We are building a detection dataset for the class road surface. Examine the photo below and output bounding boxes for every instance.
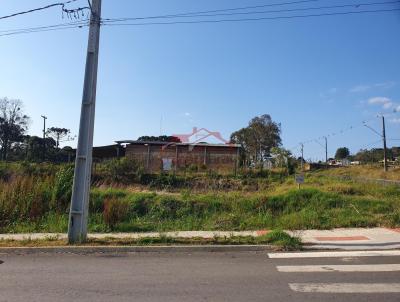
[1,249,400,301]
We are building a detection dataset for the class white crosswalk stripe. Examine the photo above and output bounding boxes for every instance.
[289,283,400,293]
[271,250,400,295]
[268,250,400,259]
[277,264,400,272]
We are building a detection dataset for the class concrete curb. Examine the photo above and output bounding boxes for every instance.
[0,244,274,254]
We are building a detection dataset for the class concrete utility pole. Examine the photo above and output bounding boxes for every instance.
[41,115,47,161]
[300,143,304,171]
[324,136,328,168]
[382,116,388,172]
[68,0,102,244]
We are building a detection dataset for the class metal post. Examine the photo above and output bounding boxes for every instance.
[68,0,102,244]
[300,143,304,171]
[41,115,47,161]
[324,136,328,168]
[382,116,388,172]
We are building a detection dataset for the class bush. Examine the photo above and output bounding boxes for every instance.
[100,158,143,184]
[103,198,130,229]
[259,230,302,250]
[150,196,183,219]
[51,165,74,211]
[147,174,186,190]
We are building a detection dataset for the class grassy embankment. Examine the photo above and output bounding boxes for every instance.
[0,161,399,235]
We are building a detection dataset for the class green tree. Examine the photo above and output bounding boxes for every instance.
[47,127,72,148]
[230,114,281,166]
[335,147,350,159]
[0,98,30,160]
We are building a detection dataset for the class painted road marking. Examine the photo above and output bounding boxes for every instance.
[277,264,400,272]
[268,250,400,259]
[289,283,400,293]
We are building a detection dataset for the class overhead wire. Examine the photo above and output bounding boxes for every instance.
[101,8,400,27]
[103,0,330,22]
[0,0,90,21]
[1,1,399,37]
[102,1,400,23]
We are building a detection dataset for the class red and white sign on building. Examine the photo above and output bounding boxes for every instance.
[173,127,229,145]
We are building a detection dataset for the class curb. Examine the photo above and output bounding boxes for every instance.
[0,244,273,254]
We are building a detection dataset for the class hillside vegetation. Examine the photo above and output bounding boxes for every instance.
[0,161,399,233]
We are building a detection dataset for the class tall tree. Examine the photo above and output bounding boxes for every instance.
[0,98,30,160]
[47,127,71,148]
[231,114,281,166]
[335,147,350,159]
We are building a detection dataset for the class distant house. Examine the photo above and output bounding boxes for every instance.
[172,127,229,145]
[116,140,240,174]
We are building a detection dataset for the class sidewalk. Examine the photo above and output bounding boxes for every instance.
[1,228,400,250]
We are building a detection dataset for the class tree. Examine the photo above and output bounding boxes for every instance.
[24,135,56,162]
[137,135,181,143]
[335,147,350,160]
[0,98,30,160]
[47,127,72,148]
[230,114,281,166]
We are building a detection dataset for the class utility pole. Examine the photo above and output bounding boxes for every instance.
[300,143,304,171]
[41,115,47,161]
[382,115,388,172]
[324,136,328,168]
[68,0,102,244]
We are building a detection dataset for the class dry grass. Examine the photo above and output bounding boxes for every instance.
[320,165,400,181]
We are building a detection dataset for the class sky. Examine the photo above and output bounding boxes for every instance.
[1,0,400,161]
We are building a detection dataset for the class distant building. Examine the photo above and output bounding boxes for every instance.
[70,144,125,162]
[117,140,240,174]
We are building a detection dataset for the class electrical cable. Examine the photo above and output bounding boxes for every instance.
[102,1,400,23]
[102,8,400,27]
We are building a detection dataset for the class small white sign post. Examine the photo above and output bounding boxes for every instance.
[295,173,305,189]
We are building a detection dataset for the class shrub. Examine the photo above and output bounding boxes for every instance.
[51,165,74,211]
[147,173,186,190]
[150,196,183,219]
[259,230,302,250]
[103,198,130,230]
[100,158,143,184]
[126,193,156,216]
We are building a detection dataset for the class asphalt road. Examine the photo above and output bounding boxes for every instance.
[1,250,400,302]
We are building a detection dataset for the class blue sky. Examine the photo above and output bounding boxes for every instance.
[1,0,399,161]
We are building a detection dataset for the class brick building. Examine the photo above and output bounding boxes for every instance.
[117,140,240,174]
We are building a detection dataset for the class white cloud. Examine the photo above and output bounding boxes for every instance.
[350,81,396,93]
[350,85,370,93]
[390,118,400,124]
[184,112,191,117]
[368,96,392,107]
[383,102,394,109]
[375,81,396,89]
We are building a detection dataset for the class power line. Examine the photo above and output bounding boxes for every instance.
[0,23,88,37]
[103,0,329,22]
[103,1,400,23]
[102,8,400,27]
[0,0,89,21]
[0,20,88,34]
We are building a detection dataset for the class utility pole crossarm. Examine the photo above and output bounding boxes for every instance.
[68,0,102,244]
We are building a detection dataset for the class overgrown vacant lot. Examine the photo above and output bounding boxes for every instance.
[0,162,399,233]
